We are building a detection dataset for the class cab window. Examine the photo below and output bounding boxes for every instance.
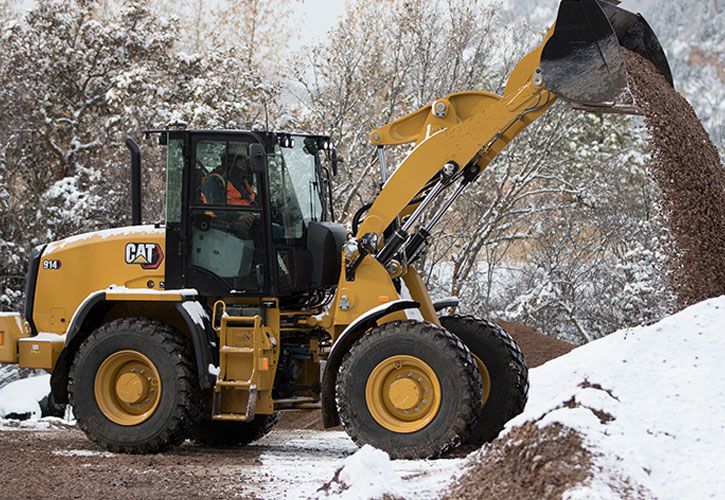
[188,139,265,291]
[193,141,259,207]
[268,136,325,241]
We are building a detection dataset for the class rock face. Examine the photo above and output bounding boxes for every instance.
[624,49,725,308]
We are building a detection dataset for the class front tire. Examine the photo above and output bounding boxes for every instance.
[69,318,202,453]
[336,320,482,459]
[440,315,528,444]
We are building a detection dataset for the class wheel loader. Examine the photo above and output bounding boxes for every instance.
[0,0,671,458]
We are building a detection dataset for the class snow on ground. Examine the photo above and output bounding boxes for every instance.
[250,430,463,500]
[0,374,50,418]
[501,296,725,499]
[52,449,116,458]
[315,445,405,499]
[0,416,71,431]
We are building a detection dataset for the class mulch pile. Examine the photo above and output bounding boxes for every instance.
[278,321,573,431]
[496,320,574,368]
[624,50,725,308]
[445,422,592,500]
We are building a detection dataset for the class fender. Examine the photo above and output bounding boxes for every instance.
[320,299,420,428]
[432,296,459,312]
[51,291,110,403]
[175,300,217,388]
[50,293,215,404]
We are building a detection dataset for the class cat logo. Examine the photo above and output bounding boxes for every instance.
[124,243,164,270]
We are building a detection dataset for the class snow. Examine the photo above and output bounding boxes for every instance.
[398,280,424,322]
[315,445,405,499]
[44,225,163,254]
[18,332,65,344]
[0,374,50,419]
[503,296,725,499]
[208,363,220,377]
[0,416,68,431]
[52,449,115,458]
[105,285,198,297]
[181,301,209,329]
[1,296,722,499]
[254,431,463,500]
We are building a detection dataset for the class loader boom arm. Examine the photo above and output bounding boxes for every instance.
[357,26,557,239]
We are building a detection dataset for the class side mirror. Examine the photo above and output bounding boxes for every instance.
[249,143,267,174]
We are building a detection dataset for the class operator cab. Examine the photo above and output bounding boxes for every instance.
[157,129,346,300]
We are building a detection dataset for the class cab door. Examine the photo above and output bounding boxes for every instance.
[178,133,272,296]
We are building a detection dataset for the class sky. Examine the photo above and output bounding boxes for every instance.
[294,0,659,45]
[294,0,347,46]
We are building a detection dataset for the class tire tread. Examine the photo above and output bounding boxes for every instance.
[441,314,529,444]
[69,318,202,454]
[336,320,482,459]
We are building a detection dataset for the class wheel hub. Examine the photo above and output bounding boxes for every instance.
[388,378,420,410]
[365,355,441,433]
[94,350,162,426]
[115,372,148,404]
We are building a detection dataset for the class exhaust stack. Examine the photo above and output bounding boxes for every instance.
[126,137,142,226]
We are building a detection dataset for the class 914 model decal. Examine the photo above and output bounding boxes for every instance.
[125,243,164,270]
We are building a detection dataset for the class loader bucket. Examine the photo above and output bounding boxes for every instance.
[540,0,673,114]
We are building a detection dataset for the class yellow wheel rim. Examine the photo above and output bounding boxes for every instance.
[365,355,441,433]
[94,350,162,426]
[472,354,492,404]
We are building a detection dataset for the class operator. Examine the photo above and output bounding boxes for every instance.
[201,153,256,207]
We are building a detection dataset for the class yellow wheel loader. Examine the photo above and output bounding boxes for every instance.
[0,0,672,458]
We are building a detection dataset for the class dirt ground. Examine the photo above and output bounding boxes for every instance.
[0,421,361,500]
[0,423,267,499]
[0,420,463,500]
[624,49,725,307]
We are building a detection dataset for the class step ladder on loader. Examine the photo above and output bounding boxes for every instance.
[211,301,278,421]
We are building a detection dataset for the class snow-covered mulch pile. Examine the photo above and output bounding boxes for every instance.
[447,296,725,499]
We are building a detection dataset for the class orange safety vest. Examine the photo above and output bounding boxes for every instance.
[225,179,255,206]
[201,173,255,206]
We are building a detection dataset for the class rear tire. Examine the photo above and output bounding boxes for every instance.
[336,320,482,459]
[69,318,202,453]
[192,413,280,446]
[440,315,528,444]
